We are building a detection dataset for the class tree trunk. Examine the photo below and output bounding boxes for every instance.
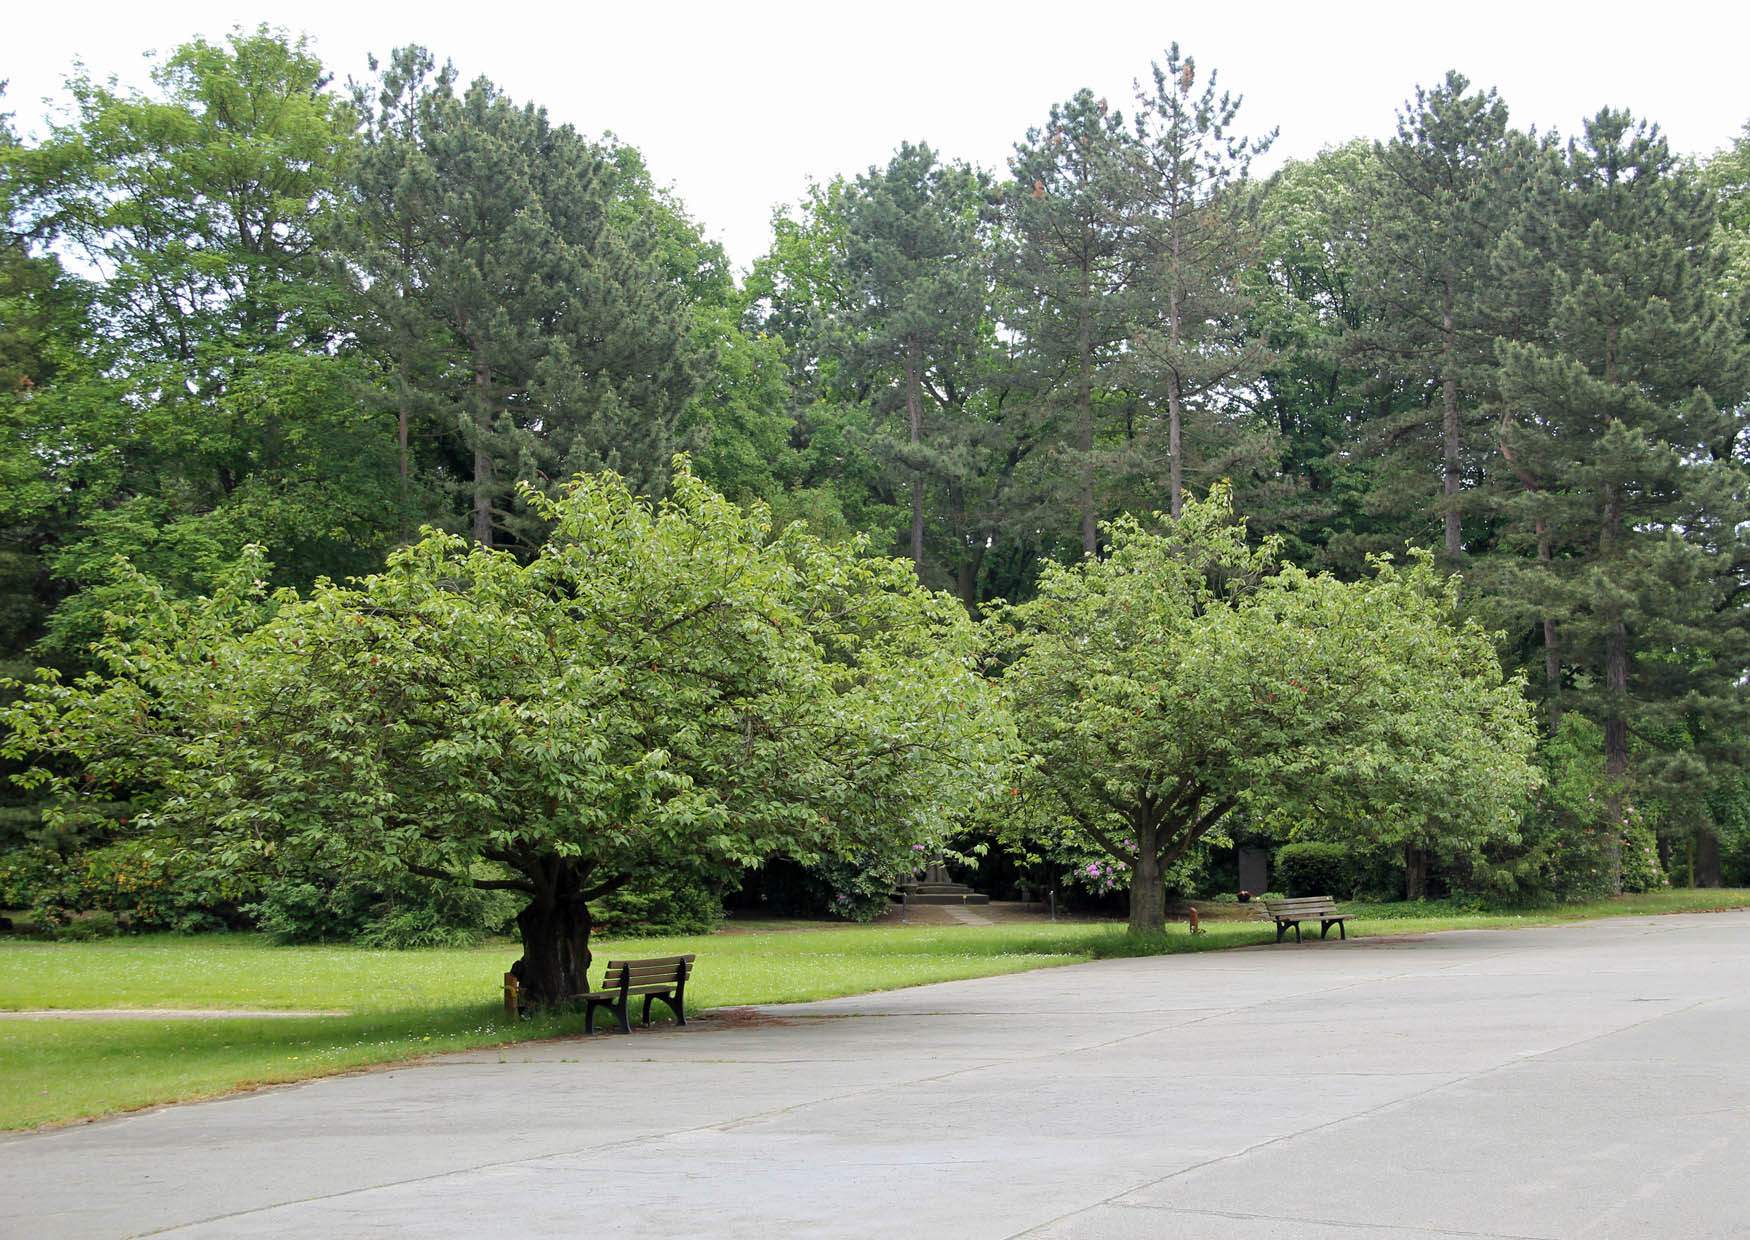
[514,868,593,1008]
[1404,843,1429,901]
[1166,372,1184,520]
[472,358,495,548]
[955,546,984,617]
[1127,850,1165,934]
[1600,478,1627,895]
[1694,829,1722,889]
[1440,289,1461,558]
[1499,414,1559,733]
[905,341,925,574]
[397,360,412,543]
[1078,281,1097,557]
[1602,617,1629,895]
[1166,212,1185,519]
[1537,520,1561,733]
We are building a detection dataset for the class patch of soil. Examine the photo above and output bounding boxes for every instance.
[694,1006,794,1030]
[1347,935,1433,945]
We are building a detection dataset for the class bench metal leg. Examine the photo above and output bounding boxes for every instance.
[640,991,686,1027]
[584,999,632,1034]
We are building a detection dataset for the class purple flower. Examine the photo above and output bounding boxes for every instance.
[1086,863,1101,876]
[911,844,926,852]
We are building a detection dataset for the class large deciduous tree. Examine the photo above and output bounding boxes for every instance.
[743,178,909,546]
[991,488,1539,931]
[1704,122,1750,295]
[11,28,399,652]
[1239,142,1395,571]
[2,464,1002,1004]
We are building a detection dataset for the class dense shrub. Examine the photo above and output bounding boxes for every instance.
[1463,717,1670,900]
[0,846,58,913]
[592,870,724,937]
[354,902,507,950]
[1619,813,1668,894]
[246,871,519,947]
[728,854,909,922]
[246,878,376,943]
[1275,842,1361,898]
[3,838,248,933]
[821,856,912,921]
[51,910,122,940]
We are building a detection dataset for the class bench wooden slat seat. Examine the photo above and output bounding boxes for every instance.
[579,954,696,1035]
[1260,896,1349,943]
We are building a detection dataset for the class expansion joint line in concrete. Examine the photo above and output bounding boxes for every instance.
[134,972,1391,1235]
[134,1042,1043,1236]
[1004,995,1712,1240]
[1097,1202,1556,1240]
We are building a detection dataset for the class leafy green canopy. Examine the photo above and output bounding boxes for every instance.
[8,29,399,658]
[3,464,1003,995]
[990,488,1540,931]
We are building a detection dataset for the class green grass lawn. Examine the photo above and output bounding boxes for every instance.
[2,888,1746,1131]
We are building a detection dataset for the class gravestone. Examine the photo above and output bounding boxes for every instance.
[1237,846,1270,896]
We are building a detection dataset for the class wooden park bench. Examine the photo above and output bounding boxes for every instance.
[1261,896,1350,943]
[581,954,696,1035]
[500,954,698,1032]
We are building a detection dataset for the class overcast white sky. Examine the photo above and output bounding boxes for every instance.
[9,1,1748,270]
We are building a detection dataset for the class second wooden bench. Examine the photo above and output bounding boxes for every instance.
[1261,896,1350,943]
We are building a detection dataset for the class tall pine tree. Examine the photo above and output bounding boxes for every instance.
[1125,43,1275,517]
[1351,72,1521,560]
[1004,91,1142,557]
[1495,111,1750,890]
[837,143,991,578]
[348,52,699,549]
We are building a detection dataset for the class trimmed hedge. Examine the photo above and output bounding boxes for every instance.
[1274,842,1359,898]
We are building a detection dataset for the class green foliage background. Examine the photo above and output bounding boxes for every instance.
[2,28,1748,940]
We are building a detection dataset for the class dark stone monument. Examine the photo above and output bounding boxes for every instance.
[1237,846,1270,896]
[896,856,990,905]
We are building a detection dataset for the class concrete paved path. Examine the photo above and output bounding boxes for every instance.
[5,913,1748,1239]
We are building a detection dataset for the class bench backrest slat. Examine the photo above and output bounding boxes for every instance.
[1263,896,1342,916]
[597,954,695,991]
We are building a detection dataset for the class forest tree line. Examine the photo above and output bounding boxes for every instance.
[4,28,1750,929]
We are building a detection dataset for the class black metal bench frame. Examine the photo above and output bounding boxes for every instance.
[581,954,696,1035]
